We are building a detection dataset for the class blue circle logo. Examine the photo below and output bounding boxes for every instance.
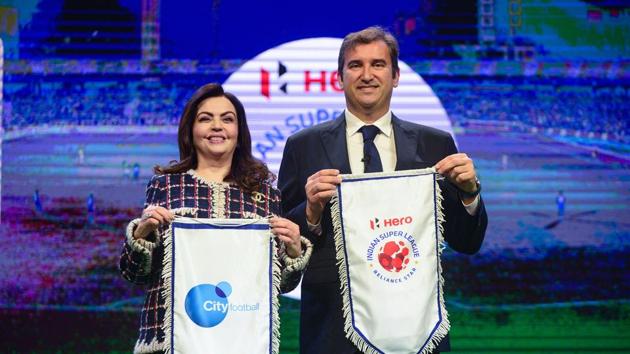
[184,281,232,328]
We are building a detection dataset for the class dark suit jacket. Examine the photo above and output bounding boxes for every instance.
[278,113,488,354]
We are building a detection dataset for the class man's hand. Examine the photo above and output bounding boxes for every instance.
[305,169,342,225]
[435,153,479,204]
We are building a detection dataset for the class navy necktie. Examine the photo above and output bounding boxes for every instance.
[360,125,383,173]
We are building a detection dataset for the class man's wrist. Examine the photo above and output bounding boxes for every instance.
[457,177,481,200]
[305,204,322,225]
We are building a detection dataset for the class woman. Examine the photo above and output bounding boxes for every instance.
[119,83,311,353]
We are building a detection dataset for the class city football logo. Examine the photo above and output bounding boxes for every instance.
[185,281,232,328]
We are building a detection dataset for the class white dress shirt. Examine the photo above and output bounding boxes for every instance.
[345,110,397,173]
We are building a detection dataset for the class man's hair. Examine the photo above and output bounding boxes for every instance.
[337,26,399,78]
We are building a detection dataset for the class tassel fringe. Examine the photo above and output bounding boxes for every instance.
[330,168,450,354]
[270,229,281,354]
[418,173,451,354]
[161,208,197,354]
[160,214,280,354]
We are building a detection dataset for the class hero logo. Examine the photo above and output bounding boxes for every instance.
[369,216,413,230]
[369,218,380,230]
[185,281,232,328]
[260,62,288,99]
[260,61,342,99]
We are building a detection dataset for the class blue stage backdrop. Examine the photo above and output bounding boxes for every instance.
[0,0,628,352]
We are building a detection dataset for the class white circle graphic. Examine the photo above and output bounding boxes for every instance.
[223,37,453,175]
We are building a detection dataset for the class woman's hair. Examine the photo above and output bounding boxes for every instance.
[154,83,275,192]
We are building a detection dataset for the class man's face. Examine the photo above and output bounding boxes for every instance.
[339,40,399,121]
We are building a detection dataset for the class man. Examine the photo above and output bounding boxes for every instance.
[278,26,487,354]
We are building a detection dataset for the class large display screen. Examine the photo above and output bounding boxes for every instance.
[1,0,628,352]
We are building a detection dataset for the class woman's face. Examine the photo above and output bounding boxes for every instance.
[192,96,239,165]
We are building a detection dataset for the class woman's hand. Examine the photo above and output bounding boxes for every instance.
[133,206,174,240]
[270,216,302,258]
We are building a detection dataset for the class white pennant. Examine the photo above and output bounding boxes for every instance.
[161,217,280,354]
[331,168,449,354]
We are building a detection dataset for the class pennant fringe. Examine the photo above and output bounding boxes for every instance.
[330,168,450,354]
[160,210,281,354]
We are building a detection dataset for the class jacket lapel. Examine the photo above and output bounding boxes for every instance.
[393,115,431,170]
[321,114,352,174]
